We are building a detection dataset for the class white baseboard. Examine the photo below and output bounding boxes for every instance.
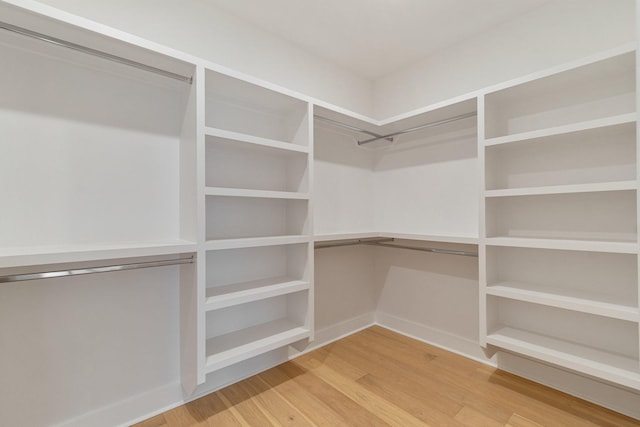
[497,351,640,420]
[374,311,493,365]
[55,382,185,427]
[304,312,376,353]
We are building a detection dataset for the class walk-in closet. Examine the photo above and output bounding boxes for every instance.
[0,0,638,425]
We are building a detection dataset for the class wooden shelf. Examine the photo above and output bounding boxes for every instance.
[205,235,310,250]
[486,282,638,322]
[205,319,310,373]
[205,187,309,200]
[0,240,197,269]
[486,327,640,390]
[205,127,309,154]
[205,277,309,311]
[484,113,637,147]
[485,181,636,198]
[485,236,637,254]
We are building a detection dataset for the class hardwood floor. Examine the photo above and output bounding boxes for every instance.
[134,326,640,426]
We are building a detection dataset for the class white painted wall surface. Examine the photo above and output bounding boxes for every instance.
[33,0,373,116]
[0,266,180,427]
[372,129,479,237]
[313,127,376,235]
[373,0,637,119]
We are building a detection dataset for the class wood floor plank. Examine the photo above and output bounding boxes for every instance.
[134,414,167,427]
[307,336,464,416]
[506,413,545,427]
[257,365,354,426]
[174,391,245,426]
[355,373,468,427]
[454,406,504,427]
[238,375,315,426]
[218,380,275,426]
[277,360,392,426]
[294,358,430,426]
[133,327,640,427]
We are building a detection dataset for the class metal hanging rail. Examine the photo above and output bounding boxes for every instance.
[0,21,193,84]
[365,241,477,257]
[314,115,393,142]
[357,111,478,145]
[0,256,195,283]
[314,237,393,249]
[314,238,477,257]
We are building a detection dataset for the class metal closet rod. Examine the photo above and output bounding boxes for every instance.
[0,21,193,84]
[314,115,393,142]
[314,238,478,257]
[357,111,478,145]
[0,256,194,283]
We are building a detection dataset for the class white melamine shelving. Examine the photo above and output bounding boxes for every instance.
[205,133,309,194]
[0,1,201,398]
[0,17,197,260]
[205,127,309,154]
[485,118,636,191]
[205,196,309,240]
[486,327,640,390]
[485,190,637,242]
[484,112,636,147]
[480,47,639,391]
[204,291,311,373]
[484,51,635,139]
[199,68,313,382]
[204,69,309,146]
[485,237,637,254]
[205,243,309,310]
[0,241,198,269]
[484,181,637,198]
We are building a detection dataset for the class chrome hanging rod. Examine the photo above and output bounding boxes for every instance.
[365,241,477,257]
[314,237,393,249]
[314,115,394,142]
[358,111,478,145]
[0,21,193,84]
[314,238,477,257]
[0,256,194,283]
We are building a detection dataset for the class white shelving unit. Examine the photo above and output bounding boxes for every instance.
[0,0,203,403]
[194,68,314,387]
[480,46,640,390]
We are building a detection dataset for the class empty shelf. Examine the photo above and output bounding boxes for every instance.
[205,319,310,373]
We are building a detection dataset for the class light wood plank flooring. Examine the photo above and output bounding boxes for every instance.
[134,326,640,426]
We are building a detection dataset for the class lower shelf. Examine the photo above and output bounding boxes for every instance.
[487,327,640,390]
[205,319,310,373]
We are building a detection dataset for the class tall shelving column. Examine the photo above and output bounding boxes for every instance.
[193,68,314,386]
[479,45,640,390]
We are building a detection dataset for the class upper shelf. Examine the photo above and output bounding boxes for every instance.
[0,240,197,269]
[205,69,309,146]
[0,1,195,86]
[484,113,636,147]
[484,50,635,139]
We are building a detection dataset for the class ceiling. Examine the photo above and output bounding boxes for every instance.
[207,0,551,80]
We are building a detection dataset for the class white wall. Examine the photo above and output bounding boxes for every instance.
[33,0,373,116]
[372,126,478,237]
[0,266,180,427]
[313,126,376,235]
[373,0,637,118]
